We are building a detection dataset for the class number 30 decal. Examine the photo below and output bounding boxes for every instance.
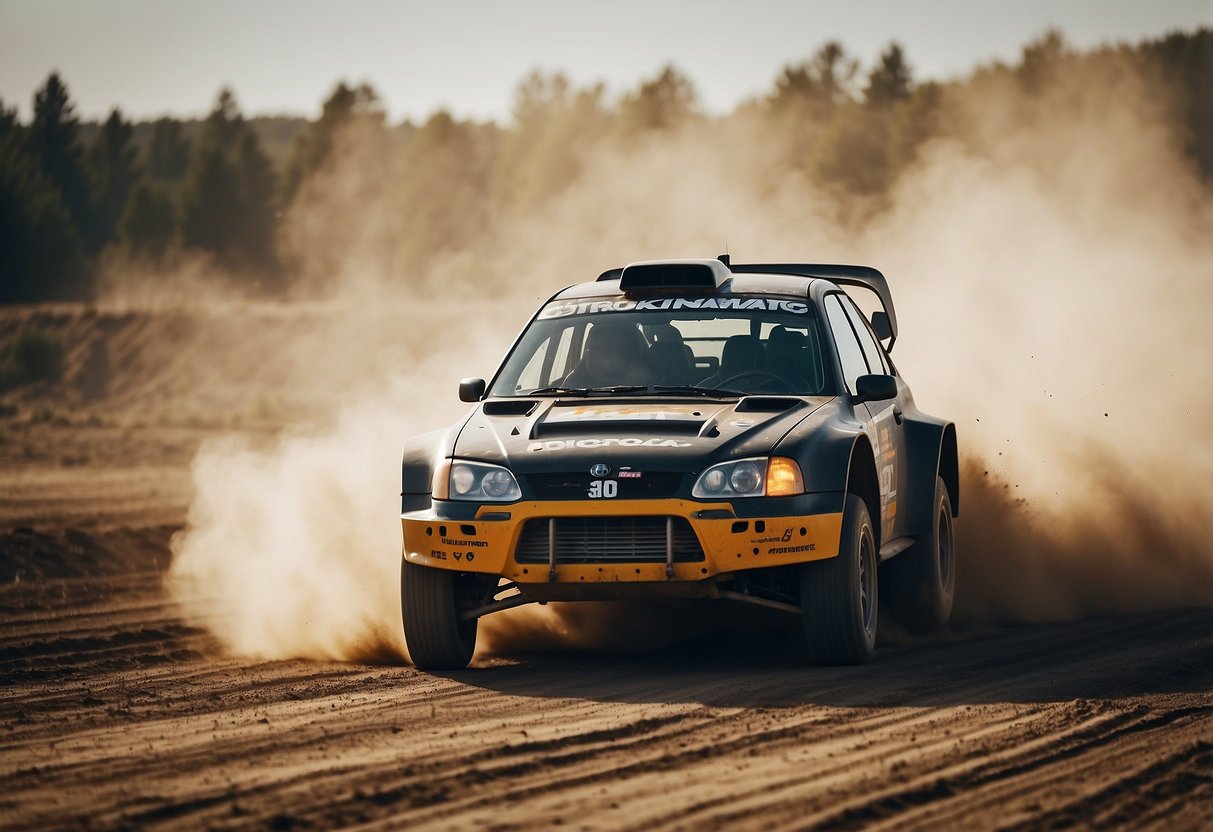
[588,479,618,498]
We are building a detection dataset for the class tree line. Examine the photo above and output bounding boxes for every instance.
[1,27,1208,304]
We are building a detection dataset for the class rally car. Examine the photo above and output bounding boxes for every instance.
[400,258,957,669]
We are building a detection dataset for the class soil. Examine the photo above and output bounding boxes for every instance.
[1,307,1210,830]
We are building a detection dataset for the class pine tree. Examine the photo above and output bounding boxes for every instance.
[233,129,277,269]
[0,125,88,303]
[203,88,245,151]
[179,146,243,262]
[618,66,698,134]
[866,43,913,108]
[29,72,92,244]
[283,82,381,201]
[88,109,140,249]
[145,117,191,181]
[118,181,175,262]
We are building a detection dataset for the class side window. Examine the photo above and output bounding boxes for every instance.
[824,295,870,394]
[514,337,551,392]
[550,326,574,381]
[842,297,890,375]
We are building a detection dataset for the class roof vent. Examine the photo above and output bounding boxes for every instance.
[618,259,731,293]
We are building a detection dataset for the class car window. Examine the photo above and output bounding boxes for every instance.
[489,296,830,396]
[513,336,552,392]
[824,294,870,395]
[842,296,890,375]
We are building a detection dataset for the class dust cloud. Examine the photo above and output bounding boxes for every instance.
[168,47,1212,663]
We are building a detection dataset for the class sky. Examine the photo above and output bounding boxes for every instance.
[1,0,1209,124]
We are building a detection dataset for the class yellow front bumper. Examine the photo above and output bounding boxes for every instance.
[401,498,842,584]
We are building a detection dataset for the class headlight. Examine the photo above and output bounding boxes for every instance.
[439,460,521,502]
[692,457,804,498]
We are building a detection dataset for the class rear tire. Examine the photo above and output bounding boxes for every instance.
[888,476,955,632]
[400,559,478,670]
[800,494,878,665]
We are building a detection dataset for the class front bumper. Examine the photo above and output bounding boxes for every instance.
[401,494,845,584]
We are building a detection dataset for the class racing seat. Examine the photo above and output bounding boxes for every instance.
[699,334,764,386]
[767,326,818,392]
[649,340,693,385]
[648,324,695,385]
[563,321,649,388]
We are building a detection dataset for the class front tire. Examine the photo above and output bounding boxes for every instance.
[800,494,878,665]
[400,559,478,670]
[888,476,955,632]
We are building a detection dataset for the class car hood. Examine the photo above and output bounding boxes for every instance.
[451,396,833,475]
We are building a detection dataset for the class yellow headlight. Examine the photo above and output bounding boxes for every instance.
[766,457,804,497]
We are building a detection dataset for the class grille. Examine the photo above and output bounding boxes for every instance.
[526,472,685,500]
[515,516,705,564]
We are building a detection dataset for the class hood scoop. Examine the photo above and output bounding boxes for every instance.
[736,396,806,413]
[482,399,538,416]
[530,403,708,440]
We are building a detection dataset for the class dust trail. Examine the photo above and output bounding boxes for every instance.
[167,44,1212,662]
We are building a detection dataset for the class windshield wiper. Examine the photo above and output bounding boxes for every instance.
[529,385,591,396]
[528,385,650,396]
[649,385,746,397]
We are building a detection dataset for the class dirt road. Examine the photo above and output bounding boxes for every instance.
[2,521,1210,831]
[0,308,1210,829]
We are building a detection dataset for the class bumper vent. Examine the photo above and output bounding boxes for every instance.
[515,516,705,564]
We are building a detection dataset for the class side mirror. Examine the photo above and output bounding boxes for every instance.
[853,374,898,404]
[870,311,893,341]
[458,377,486,402]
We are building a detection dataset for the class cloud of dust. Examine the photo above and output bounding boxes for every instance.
[169,46,1213,663]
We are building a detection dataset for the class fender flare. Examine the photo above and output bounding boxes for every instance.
[843,434,882,550]
[903,416,958,537]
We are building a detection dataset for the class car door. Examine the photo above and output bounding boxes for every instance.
[824,293,905,544]
[840,295,908,543]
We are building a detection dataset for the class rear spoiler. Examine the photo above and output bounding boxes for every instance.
[729,263,898,351]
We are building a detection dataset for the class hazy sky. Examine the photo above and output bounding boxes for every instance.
[2,0,1209,123]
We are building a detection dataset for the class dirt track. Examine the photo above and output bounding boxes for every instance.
[0,308,1210,829]
[2,519,1210,831]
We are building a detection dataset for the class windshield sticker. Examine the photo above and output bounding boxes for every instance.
[527,438,693,452]
[539,297,808,319]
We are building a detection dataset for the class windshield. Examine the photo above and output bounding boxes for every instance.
[489,295,830,397]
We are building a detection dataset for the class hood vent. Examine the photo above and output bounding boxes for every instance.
[531,418,703,439]
[482,399,538,416]
[736,396,805,413]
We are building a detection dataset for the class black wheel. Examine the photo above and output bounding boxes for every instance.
[800,494,878,664]
[400,559,478,670]
[887,476,955,632]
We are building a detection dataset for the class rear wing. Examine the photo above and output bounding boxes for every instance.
[729,263,898,351]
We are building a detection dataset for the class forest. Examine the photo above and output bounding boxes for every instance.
[1,27,1209,304]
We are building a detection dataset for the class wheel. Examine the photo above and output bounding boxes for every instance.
[800,494,878,664]
[400,559,478,670]
[887,476,955,632]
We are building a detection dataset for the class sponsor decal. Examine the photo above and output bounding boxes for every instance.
[752,529,795,544]
[527,438,693,451]
[429,550,448,560]
[767,543,817,555]
[466,552,475,562]
[538,297,810,319]
[617,471,643,479]
[590,463,611,477]
[441,537,489,548]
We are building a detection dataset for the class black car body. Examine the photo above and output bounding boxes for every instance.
[400,258,958,669]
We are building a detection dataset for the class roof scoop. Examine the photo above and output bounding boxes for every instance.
[618,259,731,293]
